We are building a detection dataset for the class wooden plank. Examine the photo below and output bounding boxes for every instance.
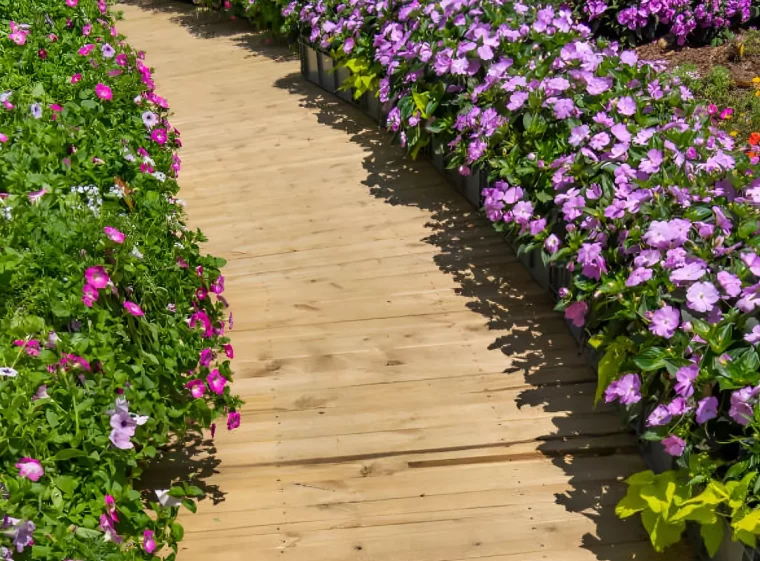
[116,3,689,561]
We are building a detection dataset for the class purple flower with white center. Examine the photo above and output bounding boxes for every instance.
[649,305,680,339]
[662,435,686,457]
[616,96,637,116]
[686,281,720,313]
[11,520,34,553]
[544,234,560,254]
[696,396,719,424]
[625,267,652,287]
[647,405,672,426]
[634,250,661,267]
[610,123,631,144]
[512,201,533,225]
[604,373,641,405]
[552,98,575,119]
[718,271,742,297]
[669,262,706,284]
[634,128,656,145]
[101,43,115,58]
[674,364,698,398]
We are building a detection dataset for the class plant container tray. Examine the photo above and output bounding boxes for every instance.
[318,51,336,92]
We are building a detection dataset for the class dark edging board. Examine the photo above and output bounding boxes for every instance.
[297,40,753,561]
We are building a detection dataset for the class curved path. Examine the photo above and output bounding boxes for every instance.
[119,3,687,560]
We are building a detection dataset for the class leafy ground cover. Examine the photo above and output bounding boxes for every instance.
[0,0,241,559]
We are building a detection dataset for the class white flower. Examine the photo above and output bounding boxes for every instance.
[155,489,182,508]
[131,414,149,425]
[131,247,143,259]
[0,367,18,377]
[152,171,166,182]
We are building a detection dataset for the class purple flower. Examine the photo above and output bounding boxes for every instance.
[718,271,742,297]
[552,98,575,119]
[745,325,760,344]
[670,263,706,285]
[686,281,720,313]
[662,434,686,457]
[674,364,698,398]
[729,386,760,425]
[696,396,719,424]
[507,91,528,111]
[588,132,610,150]
[604,373,641,405]
[639,149,664,174]
[741,252,760,276]
[617,96,637,116]
[565,301,588,327]
[667,396,692,416]
[649,305,680,339]
[647,405,672,426]
[544,234,560,254]
[569,125,590,146]
[626,267,652,287]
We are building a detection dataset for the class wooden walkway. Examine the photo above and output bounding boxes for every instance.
[119,3,686,560]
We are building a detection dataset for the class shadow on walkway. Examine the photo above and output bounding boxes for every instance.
[122,1,665,559]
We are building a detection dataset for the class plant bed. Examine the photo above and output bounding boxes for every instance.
[0,0,242,559]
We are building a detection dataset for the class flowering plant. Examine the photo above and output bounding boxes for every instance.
[284,0,760,554]
[0,0,241,559]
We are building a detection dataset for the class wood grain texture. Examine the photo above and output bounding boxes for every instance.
[117,2,690,559]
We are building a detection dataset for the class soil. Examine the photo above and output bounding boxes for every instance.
[637,40,760,84]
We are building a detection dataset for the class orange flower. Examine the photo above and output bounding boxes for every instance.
[749,151,758,158]
[749,132,760,146]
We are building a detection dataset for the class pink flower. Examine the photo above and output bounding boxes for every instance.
[105,495,118,522]
[103,226,125,244]
[32,385,49,401]
[206,369,227,395]
[78,44,95,56]
[143,529,156,554]
[116,53,128,66]
[199,348,213,367]
[223,344,234,359]
[82,284,98,307]
[70,73,82,84]
[123,301,144,316]
[211,275,225,294]
[151,128,167,145]
[565,301,589,328]
[662,434,686,457]
[95,83,112,100]
[185,379,206,399]
[82,23,91,36]
[65,0,78,6]
[195,287,208,301]
[227,411,241,430]
[15,458,44,482]
[85,266,110,289]
[0,133,7,143]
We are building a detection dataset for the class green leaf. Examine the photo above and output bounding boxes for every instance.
[732,509,760,534]
[595,344,628,405]
[701,520,725,557]
[633,347,668,371]
[616,488,647,518]
[31,83,45,98]
[53,449,85,461]
[75,527,102,539]
[54,476,79,496]
[182,499,197,513]
[45,410,59,428]
[170,522,184,541]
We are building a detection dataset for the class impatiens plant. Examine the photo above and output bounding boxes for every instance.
[282,0,760,554]
[0,0,242,559]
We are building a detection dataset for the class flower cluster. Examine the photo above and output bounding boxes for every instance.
[0,0,241,559]
[285,0,760,553]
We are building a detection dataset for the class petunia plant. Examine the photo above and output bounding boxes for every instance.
[0,0,242,559]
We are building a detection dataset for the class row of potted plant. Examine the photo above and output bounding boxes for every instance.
[0,0,241,559]
[281,0,760,556]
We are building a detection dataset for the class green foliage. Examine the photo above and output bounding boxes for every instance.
[0,0,242,559]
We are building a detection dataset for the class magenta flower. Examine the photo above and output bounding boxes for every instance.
[123,301,144,317]
[82,283,98,307]
[143,529,156,554]
[604,373,641,405]
[649,305,680,339]
[70,73,82,84]
[696,397,719,424]
[199,348,213,367]
[662,435,686,457]
[565,301,588,327]
[686,282,720,313]
[185,379,206,399]
[207,369,227,395]
[105,495,118,522]
[65,0,78,6]
[99,514,123,543]
[227,411,241,430]
[85,266,110,289]
[15,458,43,481]
[78,44,95,56]
[224,344,234,359]
[151,128,167,145]
[95,83,112,100]
[211,275,225,294]
[103,226,125,244]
